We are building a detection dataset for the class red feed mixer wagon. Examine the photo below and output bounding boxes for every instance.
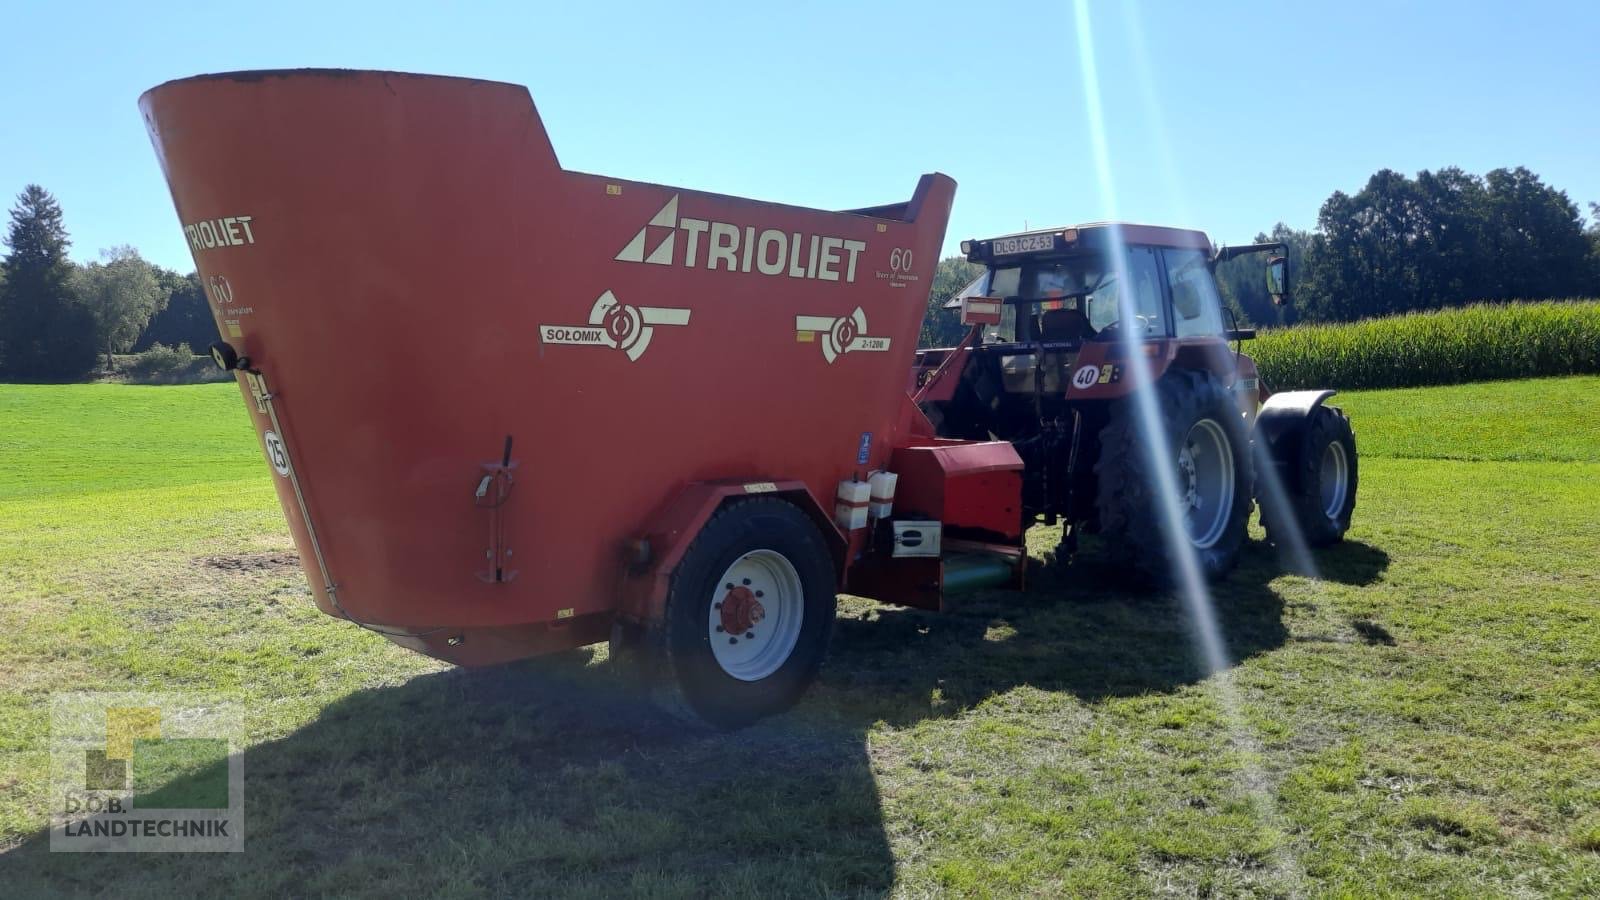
[140,69,1026,726]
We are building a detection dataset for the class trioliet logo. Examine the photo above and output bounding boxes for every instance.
[616,195,867,283]
[183,215,255,252]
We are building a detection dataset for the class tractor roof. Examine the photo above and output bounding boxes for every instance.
[947,223,1218,308]
[963,221,1213,265]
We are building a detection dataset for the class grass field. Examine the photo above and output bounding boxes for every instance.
[1,378,1598,897]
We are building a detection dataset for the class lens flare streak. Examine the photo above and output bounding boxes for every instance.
[1071,1,1321,887]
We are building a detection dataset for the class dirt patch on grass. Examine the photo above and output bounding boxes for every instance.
[197,551,300,573]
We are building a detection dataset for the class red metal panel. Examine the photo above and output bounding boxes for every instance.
[845,554,941,611]
[140,70,955,661]
[890,442,1024,540]
[942,470,1025,539]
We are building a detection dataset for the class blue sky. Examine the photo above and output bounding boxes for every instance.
[2,0,1597,273]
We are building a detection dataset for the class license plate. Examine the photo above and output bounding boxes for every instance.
[991,233,1054,256]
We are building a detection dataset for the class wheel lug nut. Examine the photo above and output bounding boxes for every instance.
[714,602,722,610]
[715,625,724,632]
[725,583,734,590]
[745,632,754,639]
[754,590,763,598]
[729,637,738,645]
[741,578,751,585]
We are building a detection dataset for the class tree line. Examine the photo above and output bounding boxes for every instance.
[924,165,1600,345]
[1219,166,1600,328]
[0,185,216,380]
[6,166,1598,373]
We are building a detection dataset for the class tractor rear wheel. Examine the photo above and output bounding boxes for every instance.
[655,498,837,728]
[1094,369,1252,583]
[1262,405,1357,547]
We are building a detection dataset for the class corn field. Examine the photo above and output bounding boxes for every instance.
[1248,301,1600,390]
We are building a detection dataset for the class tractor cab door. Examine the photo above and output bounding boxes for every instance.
[1162,247,1227,340]
[1158,246,1259,417]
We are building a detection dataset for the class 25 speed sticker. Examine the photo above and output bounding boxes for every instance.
[263,430,291,477]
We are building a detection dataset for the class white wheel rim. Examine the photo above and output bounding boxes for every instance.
[1320,440,1349,520]
[1178,418,1236,550]
[708,549,804,682]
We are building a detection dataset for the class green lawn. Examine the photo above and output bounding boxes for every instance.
[1,377,1598,897]
[1330,374,1600,462]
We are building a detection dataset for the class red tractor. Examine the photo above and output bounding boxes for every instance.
[913,223,1358,583]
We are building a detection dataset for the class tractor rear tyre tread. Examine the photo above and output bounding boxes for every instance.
[1094,369,1252,585]
[654,498,837,729]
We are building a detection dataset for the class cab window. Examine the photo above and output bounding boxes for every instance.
[1087,245,1165,337]
[1164,248,1225,338]
[981,247,1168,341]
[991,301,1018,343]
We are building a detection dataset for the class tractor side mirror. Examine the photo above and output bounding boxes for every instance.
[1266,256,1290,305]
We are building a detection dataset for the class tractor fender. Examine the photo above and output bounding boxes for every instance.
[1253,389,1337,487]
[1063,339,1176,400]
[616,481,846,626]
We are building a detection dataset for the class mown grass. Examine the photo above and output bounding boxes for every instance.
[1331,375,1600,462]
[2,378,1598,896]
[1251,300,1600,390]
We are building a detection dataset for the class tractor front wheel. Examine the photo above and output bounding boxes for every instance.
[1094,369,1252,583]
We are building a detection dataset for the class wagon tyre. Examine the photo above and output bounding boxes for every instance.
[1095,369,1252,584]
[1262,405,1357,547]
[657,498,837,728]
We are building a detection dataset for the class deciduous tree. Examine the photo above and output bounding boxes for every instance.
[1295,167,1596,323]
[919,256,983,348]
[75,245,165,369]
[134,269,217,352]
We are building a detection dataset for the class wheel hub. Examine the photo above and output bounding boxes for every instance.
[718,585,766,637]
[1177,418,1236,550]
[1319,439,1350,520]
[1179,447,1199,510]
[708,550,804,682]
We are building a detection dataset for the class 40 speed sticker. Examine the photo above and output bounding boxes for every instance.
[1072,364,1123,389]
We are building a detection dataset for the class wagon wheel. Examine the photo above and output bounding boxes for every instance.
[633,498,837,728]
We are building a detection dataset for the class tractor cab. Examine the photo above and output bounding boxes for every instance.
[915,223,1252,443]
[951,222,1235,346]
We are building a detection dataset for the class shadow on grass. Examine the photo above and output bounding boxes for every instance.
[0,539,1381,896]
[1260,538,1390,587]
[0,655,895,897]
[811,538,1383,725]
